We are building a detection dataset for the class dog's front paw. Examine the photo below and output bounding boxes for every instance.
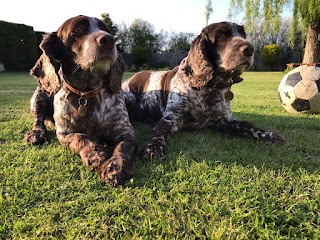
[140,140,165,161]
[82,150,108,171]
[265,132,286,144]
[25,129,46,145]
[231,75,243,84]
[98,156,133,186]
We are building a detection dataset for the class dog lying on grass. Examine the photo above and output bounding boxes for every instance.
[122,21,286,161]
[25,15,136,186]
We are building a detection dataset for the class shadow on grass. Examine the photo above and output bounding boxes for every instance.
[30,112,320,188]
[129,112,320,187]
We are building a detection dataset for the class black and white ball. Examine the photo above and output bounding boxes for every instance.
[278,66,320,114]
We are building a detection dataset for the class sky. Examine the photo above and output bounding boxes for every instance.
[0,0,234,34]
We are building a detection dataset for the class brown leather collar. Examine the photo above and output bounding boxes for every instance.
[63,80,104,98]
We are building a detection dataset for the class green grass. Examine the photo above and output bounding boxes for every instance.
[0,71,320,239]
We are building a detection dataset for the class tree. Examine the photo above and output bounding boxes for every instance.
[116,22,131,53]
[131,45,148,68]
[246,18,302,50]
[101,13,118,36]
[167,32,194,53]
[129,19,161,68]
[229,0,320,63]
[129,19,161,53]
[157,29,170,52]
[205,0,213,26]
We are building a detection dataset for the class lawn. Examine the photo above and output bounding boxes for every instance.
[0,71,319,239]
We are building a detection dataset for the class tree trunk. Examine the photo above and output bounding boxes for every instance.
[302,21,320,63]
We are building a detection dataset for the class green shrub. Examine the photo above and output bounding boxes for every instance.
[131,45,148,69]
[261,44,281,71]
[0,21,38,71]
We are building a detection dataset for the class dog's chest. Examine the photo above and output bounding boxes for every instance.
[55,89,121,133]
[186,87,233,126]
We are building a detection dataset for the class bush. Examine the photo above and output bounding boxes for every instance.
[131,45,148,69]
[261,44,281,71]
[0,21,38,71]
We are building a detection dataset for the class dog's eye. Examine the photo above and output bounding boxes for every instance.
[217,31,229,40]
[73,26,84,34]
[240,32,246,38]
[238,26,246,38]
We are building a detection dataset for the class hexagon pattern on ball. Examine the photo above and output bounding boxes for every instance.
[278,66,320,114]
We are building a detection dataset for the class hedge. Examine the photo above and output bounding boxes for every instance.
[0,20,38,71]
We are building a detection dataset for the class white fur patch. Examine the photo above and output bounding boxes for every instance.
[147,71,168,91]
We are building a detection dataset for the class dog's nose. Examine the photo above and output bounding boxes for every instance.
[97,34,115,47]
[242,44,254,57]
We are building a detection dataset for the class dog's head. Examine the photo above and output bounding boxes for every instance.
[182,22,254,89]
[31,15,125,93]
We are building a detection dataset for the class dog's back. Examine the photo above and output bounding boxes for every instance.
[122,66,178,122]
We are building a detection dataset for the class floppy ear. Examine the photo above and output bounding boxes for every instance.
[105,54,126,93]
[30,32,62,95]
[181,31,214,89]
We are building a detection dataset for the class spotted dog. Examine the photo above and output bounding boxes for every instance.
[122,21,285,161]
[25,15,136,186]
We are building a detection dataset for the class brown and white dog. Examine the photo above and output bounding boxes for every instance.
[122,21,285,161]
[25,15,136,186]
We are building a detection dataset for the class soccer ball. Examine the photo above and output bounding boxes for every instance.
[278,66,320,114]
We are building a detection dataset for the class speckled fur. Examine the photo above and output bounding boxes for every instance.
[26,15,136,186]
[122,22,285,161]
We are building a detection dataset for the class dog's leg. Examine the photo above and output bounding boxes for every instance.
[140,116,175,161]
[139,92,186,161]
[57,131,136,186]
[57,132,108,171]
[98,134,136,186]
[25,88,54,145]
[214,119,286,143]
